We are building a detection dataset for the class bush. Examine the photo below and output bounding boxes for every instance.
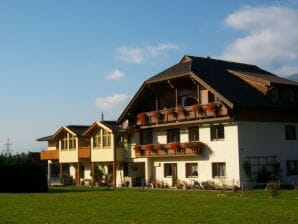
[0,153,48,193]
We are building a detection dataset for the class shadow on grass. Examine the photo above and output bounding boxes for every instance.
[48,186,115,194]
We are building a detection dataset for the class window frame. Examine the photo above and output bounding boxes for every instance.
[103,129,111,148]
[212,162,226,178]
[167,128,180,143]
[185,163,198,177]
[188,127,199,142]
[164,163,176,177]
[287,160,298,175]
[210,125,224,141]
[93,130,102,149]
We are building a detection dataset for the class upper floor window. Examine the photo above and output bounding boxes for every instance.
[61,133,76,150]
[140,129,153,145]
[189,127,199,142]
[93,130,102,148]
[210,125,224,141]
[103,129,111,147]
[167,128,180,143]
[69,135,76,149]
[285,125,296,140]
[61,134,68,150]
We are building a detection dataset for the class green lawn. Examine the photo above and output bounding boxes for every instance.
[0,187,297,224]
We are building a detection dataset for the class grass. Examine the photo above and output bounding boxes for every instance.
[0,187,297,224]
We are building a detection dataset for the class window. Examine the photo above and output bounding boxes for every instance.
[140,129,153,145]
[167,128,180,143]
[93,130,102,148]
[189,127,199,142]
[285,125,296,140]
[186,163,198,177]
[103,129,111,147]
[287,160,298,175]
[69,135,76,149]
[61,133,76,150]
[164,163,176,177]
[61,134,68,150]
[210,125,224,140]
[212,162,226,177]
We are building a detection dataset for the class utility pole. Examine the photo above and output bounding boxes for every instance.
[3,138,13,155]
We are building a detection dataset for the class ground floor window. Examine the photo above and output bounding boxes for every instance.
[50,163,59,178]
[287,160,298,175]
[186,163,198,177]
[212,162,226,178]
[164,163,176,177]
[244,156,280,182]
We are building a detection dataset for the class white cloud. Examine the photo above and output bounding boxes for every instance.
[116,43,180,64]
[95,94,130,110]
[220,6,298,75]
[106,69,125,80]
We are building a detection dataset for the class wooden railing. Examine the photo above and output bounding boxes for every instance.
[79,147,91,159]
[136,102,228,126]
[133,142,205,158]
[40,150,59,160]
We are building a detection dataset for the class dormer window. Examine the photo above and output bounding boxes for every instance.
[93,130,102,148]
[103,130,111,147]
[93,128,111,148]
[61,133,76,150]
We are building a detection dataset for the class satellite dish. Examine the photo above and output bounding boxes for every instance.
[122,119,129,129]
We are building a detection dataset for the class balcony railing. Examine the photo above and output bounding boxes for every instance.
[133,142,205,158]
[40,150,59,160]
[136,102,228,126]
[79,147,91,159]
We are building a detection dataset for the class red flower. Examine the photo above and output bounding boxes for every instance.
[169,142,180,150]
[133,145,141,152]
[137,113,146,124]
[144,144,153,151]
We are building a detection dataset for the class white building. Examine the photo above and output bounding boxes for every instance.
[39,55,298,188]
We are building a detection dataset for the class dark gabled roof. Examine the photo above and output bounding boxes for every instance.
[66,125,90,136]
[229,70,298,86]
[118,55,298,122]
[36,135,53,142]
[101,121,121,132]
[147,60,192,82]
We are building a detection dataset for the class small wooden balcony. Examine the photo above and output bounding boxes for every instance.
[79,147,91,159]
[133,142,205,158]
[136,102,229,127]
[40,150,59,160]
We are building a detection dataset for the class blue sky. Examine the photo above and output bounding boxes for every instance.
[0,0,298,153]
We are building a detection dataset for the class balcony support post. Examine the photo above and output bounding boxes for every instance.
[112,161,116,187]
[76,162,80,185]
[91,162,95,186]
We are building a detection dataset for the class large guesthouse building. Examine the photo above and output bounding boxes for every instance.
[39,55,298,188]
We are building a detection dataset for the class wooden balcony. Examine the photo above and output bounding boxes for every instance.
[79,147,91,159]
[134,142,204,158]
[40,150,59,160]
[136,103,229,127]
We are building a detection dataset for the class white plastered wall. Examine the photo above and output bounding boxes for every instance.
[237,121,298,184]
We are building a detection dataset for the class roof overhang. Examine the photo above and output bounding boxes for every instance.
[83,121,113,136]
[50,126,77,141]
